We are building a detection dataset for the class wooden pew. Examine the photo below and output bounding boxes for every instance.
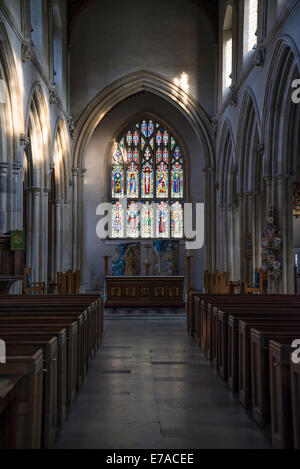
[291,361,300,449]
[0,294,104,448]
[269,339,295,449]
[0,375,23,449]
[0,319,78,409]
[5,339,58,449]
[0,348,44,449]
[250,328,300,428]
[227,313,300,394]
[0,330,67,428]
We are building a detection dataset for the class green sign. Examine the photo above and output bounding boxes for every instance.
[10,230,25,251]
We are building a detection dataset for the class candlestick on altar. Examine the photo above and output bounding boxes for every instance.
[102,253,112,277]
[185,249,192,296]
[145,258,151,276]
[143,244,152,276]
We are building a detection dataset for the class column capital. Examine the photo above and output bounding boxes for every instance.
[80,168,87,177]
[203,167,216,174]
[12,163,23,171]
[20,134,30,148]
[72,167,80,176]
[0,162,9,172]
[276,174,295,183]
[29,187,42,194]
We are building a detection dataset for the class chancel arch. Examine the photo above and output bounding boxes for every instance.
[81,89,209,292]
[72,71,215,283]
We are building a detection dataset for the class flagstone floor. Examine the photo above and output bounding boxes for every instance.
[55,313,272,449]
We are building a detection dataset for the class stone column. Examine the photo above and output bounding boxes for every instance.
[12,163,23,230]
[30,187,41,281]
[72,168,79,270]
[0,162,9,233]
[42,188,50,282]
[276,175,294,293]
[79,168,86,273]
[209,168,217,271]
[63,201,72,272]
[203,168,211,272]
[55,200,62,274]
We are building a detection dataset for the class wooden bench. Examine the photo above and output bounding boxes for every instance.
[291,361,300,449]
[0,349,44,449]
[250,328,300,428]
[269,339,295,449]
[0,375,23,449]
[5,339,58,449]
[0,330,67,428]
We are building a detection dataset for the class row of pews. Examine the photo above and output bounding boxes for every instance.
[0,294,104,449]
[188,292,300,449]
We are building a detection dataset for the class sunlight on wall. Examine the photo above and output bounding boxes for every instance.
[244,0,258,55]
[0,79,6,103]
[174,72,190,94]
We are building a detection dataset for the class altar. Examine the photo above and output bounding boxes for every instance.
[105,276,185,308]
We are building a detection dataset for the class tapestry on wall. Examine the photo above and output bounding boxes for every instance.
[152,240,179,276]
[261,206,282,280]
[293,182,300,218]
[112,242,141,276]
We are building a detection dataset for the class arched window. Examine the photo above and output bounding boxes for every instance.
[244,0,258,55]
[222,5,233,93]
[111,118,185,239]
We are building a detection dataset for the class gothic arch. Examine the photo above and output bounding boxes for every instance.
[52,117,71,202]
[263,36,300,177]
[217,119,236,208]
[237,88,262,194]
[262,36,300,293]
[0,21,22,164]
[72,70,214,171]
[25,82,51,188]
[216,119,239,276]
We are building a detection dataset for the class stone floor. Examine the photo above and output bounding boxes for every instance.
[55,313,272,449]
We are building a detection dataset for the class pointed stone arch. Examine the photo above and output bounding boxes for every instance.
[71,70,215,271]
[72,70,214,171]
[262,36,300,293]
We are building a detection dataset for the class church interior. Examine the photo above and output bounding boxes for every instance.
[0,0,300,451]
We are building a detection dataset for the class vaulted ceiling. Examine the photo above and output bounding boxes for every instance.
[67,0,219,40]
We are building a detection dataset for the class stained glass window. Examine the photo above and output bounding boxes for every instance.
[156,202,169,238]
[111,118,185,239]
[171,202,184,238]
[112,201,125,238]
[127,202,140,238]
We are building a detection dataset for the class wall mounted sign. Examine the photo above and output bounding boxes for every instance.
[10,230,25,251]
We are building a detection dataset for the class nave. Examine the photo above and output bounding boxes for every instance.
[55,314,271,450]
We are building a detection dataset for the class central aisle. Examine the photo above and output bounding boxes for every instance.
[55,314,271,449]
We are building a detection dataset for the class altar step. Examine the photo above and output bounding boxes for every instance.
[105,307,186,320]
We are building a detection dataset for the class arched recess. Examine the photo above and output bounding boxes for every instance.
[216,119,239,279]
[71,71,215,273]
[48,118,72,280]
[263,36,300,293]
[0,22,23,234]
[236,88,263,283]
[24,83,51,282]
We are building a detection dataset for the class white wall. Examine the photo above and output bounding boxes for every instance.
[69,0,216,120]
